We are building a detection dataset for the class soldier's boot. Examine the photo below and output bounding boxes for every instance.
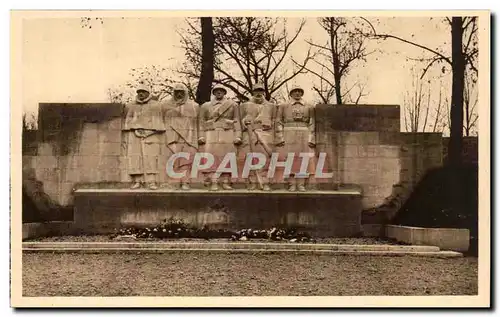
[297,178,306,192]
[209,182,220,191]
[287,177,297,192]
[208,173,219,191]
[130,175,143,189]
[131,182,142,189]
[221,174,233,190]
[258,173,270,191]
[179,165,191,190]
[146,173,158,190]
[247,176,257,190]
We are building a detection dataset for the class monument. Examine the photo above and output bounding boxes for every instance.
[23,78,414,238]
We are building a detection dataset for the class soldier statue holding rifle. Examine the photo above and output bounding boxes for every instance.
[238,83,277,191]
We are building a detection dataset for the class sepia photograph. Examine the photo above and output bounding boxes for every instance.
[11,10,490,307]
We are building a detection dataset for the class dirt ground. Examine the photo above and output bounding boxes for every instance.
[22,252,478,296]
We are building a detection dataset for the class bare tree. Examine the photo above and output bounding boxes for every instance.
[463,70,478,136]
[107,87,132,104]
[298,17,373,104]
[432,83,447,133]
[365,16,478,166]
[403,70,431,132]
[403,69,448,133]
[178,17,314,101]
[442,69,478,137]
[108,65,187,104]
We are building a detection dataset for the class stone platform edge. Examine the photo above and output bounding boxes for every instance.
[73,188,363,196]
[361,224,470,252]
[22,241,463,258]
[386,225,470,252]
[22,221,75,240]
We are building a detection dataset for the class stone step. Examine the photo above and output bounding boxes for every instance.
[73,188,364,237]
[23,242,441,252]
[22,246,462,258]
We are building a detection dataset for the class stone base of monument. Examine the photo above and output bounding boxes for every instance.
[73,188,363,237]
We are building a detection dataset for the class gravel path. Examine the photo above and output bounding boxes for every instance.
[23,253,477,296]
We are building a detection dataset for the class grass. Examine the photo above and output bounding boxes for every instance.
[23,252,477,296]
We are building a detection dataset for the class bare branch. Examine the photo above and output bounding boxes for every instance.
[374,33,452,66]
[267,19,306,78]
[271,48,314,93]
[420,56,447,79]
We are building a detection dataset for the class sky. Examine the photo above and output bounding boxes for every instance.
[21,15,453,131]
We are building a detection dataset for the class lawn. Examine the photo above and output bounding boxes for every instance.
[23,252,478,296]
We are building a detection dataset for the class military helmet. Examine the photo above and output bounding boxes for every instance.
[136,83,151,93]
[289,85,304,96]
[212,84,227,94]
[252,83,265,92]
[173,83,187,92]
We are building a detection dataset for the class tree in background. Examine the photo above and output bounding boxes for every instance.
[195,17,215,105]
[367,16,478,166]
[178,17,314,102]
[108,65,185,104]
[402,68,447,133]
[463,70,478,136]
[299,17,373,104]
[443,68,478,137]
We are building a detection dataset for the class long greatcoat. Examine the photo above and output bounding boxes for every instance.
[122,96,165,175]
[161,88,199,181]
[198,97,242,173]
[275,98,316,177]
[238,98,277,181]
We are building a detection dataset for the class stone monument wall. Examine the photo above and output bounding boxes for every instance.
[22,103,445,212]
[315,105,402,209]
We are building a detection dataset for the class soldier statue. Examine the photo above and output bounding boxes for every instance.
[198,84,242,191]
[122,84,165,190]
[275,85,316,192]
[239,83,277,191]
[162,83,199,190]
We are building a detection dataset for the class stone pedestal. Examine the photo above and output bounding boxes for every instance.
[74,189,363,237]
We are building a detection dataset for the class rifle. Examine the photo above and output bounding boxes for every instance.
[245,122,264,190]
[135,129,148,185]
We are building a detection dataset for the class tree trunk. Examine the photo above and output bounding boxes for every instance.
[448,17,466,224]
[333,62,342,104]
[448,17,465,166]
[195,17,215,105]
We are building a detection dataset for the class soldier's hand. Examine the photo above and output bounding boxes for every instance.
[233,137,242,146]
[198,138,206,145]
[308,142,316,148]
